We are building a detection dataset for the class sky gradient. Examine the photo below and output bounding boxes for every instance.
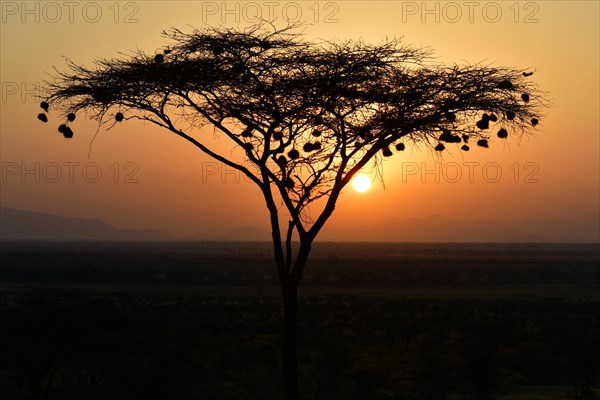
[1,1,599,240]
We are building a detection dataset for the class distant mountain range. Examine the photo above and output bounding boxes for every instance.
[0,207,171,240]
[1,207,598,243]
[319,214,600,243]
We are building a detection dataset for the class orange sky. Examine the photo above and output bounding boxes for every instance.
[1,1,599,239]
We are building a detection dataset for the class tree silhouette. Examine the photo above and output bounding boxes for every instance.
[40,23,545,399]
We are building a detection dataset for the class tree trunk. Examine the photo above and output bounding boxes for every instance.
[282,283,299,400]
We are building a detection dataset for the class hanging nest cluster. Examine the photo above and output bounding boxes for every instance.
[477,139,489,148]
[497,76,541,126]
[439,129,461,143]
[432,109,516,152]
[37,101,49,123]
[303,141,322,153]
[57,124,73,138]
[381,102,529,155]
[36,101,77,138]
[288,149,300,160]
[278,132,324,158]
[430,77,543,152]
[379,140,406,157]
[475,113,496,130]
[276,155,287,166]
[235,123,325,157]
[498,77,540,126]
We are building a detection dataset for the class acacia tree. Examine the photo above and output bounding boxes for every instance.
[39,23,544,399]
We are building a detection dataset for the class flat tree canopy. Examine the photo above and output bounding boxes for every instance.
[43,24,544,242]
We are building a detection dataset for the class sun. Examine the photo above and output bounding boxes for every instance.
[352,174,372,193]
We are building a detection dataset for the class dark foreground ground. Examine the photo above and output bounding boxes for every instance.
[1,241,599,399]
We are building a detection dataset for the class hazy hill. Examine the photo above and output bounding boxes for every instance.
[186,214,599,243]
[0,207,170,240]
[319,214,600,243]
[2,207,598,243]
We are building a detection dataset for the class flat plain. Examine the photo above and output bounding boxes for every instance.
[1,241,598,399]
